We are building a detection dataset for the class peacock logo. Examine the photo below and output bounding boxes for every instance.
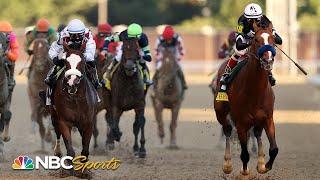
[12,155,34,170]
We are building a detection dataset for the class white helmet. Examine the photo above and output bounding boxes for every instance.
[67,19,85,34]
[244,3,262,19]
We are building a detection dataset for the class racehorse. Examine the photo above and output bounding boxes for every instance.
[0,32,13,155]
[210,68,257,152]
[214,17,278,175]
[51,42,98,169]
[92,51,113,149]
[151,46,184,148]
[27,37,53,150]
[105,38,148,158]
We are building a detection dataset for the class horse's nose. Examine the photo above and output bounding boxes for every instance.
[67,75,81,86]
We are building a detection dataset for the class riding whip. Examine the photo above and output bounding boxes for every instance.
[18,54,32,75]
[275,45,308,76]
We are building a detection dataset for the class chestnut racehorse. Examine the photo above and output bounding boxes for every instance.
[51,43,98,165]
[214,17,278,175]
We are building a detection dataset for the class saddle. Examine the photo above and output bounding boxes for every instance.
[216,57,248,102]
[226,57,248,84]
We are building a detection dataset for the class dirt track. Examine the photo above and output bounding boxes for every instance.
[0,74,319,180]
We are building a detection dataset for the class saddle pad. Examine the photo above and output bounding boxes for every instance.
[103,63,146,91]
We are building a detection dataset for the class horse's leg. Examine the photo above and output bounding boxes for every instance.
[250,128,257,153]
[29,97,37,134]
[133,111,140,157]
[80,123,93,161]
[254,126,266,173]
[215,110,233,174]
[264,117,278,172]
[36,110,46,150]
[51,115,62,157]
[238,128,250,176]
[169,104,180,148]
[1,110,12,142]
[105,111,115,150]
[44,118,53,143]
[0,112,4,157]
[59,121,75,158]
[154,101,164,143]
[134,108,146,158]
[111,108,123,142]
[92,114,99,148]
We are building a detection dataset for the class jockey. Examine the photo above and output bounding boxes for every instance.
[0,21,19,93]
[218,31,236,59]
[219,3,282,90]
[94,23,118,61]
[42,19,99,106]
[102,23,153,85]
[154,25,187,89]
[25,18,57,55]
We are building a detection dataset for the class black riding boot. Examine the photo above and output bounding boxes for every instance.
[44,65,60,87]
[105,59,118,80]
[140,62,153,86]
[86,61,102,89]
[40,65,60,106]
[219,65,232,92]
[268,72,276,86]
[177,67,188,89]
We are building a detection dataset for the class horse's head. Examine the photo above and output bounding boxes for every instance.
[161,46,177,64]
[31,38,50,68]
[252,17,276,71]
[64,53,85,94]
[121,38,140,76]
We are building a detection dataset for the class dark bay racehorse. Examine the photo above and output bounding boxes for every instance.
[105,38,148,158]
[0,32,12,155]
[214,18,278,175]
[151,46,184,148]
[27,37,53,150]
[51,43,98,166]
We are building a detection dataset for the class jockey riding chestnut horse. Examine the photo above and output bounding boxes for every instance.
[214,3,280,176]
[217,3,282,96]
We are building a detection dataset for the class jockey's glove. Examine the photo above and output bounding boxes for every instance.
[143,54,152,62]
[27,50,33,56]
[247,30,255,38]
[53,57,64,67]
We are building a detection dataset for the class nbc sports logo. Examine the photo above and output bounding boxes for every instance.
[12,155,34,170]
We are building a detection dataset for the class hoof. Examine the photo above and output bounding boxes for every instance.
[240,167,250,176]
[251,146,257,154]
[134,151,139,158]
[54,152,62,158]
[222,161,233,174]
[2,136,10,142]
[257,164,267,174]
[112,130,122,142]
[75,169,93,179]
[167,144,179,150]
[138,151,146,158]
